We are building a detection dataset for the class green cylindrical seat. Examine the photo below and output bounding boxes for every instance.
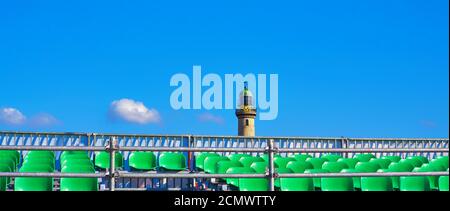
[306,158,327,169]
[337,158,359,169]
[274,157,297,168]
[158,152,186,171]
[60,151,89,161]
[407,156,429,165]
[60,166,98,191]
[60,154,90,164]
[61,159,93,169]
[341,169,362,189]
[251,162,268,173]
[369,158,392,169]
[381,156,402,163]
[216,161,243,174]
[94,152,124,170]
[321,154,342,162]
[228,154,251,162]
[15,165,53,191]
[400,158,422,168]
[0,164,12,191]
[291,154,312,162]
[195,153,220,170]
[360,169,393,191]
[435,156,449,169]
[439,176,449,191]
[128,152,157,171]
[204,156,229,174]
[239,157,264,168]
[429,159,448,170]
[280,177,314,191]
[259,154,282,162]
[322,162,349,173]
[354,154,376,162]
[286,161,313,173]
[0,150,20,168]
[321,177,354,191]
[26,151,55,161]
[413,165,441,190]
[275,168,293,188]
[400,176,430,191]
[355,162,380,172]
[239,178,269,191]
[387,162,415,190]
[0,157,16,172]
[304,169,329,189]
[226,167,255,187]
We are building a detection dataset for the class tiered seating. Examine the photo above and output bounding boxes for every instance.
[1,149,449,191]
[15,151,55,191]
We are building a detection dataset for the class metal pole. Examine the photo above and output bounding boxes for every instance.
[267,139,275,191]
[109,136,117,191]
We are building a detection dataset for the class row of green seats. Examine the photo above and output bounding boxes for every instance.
[60,151,97,191]
[94,152,187,171]
[0,150,21,191]
[15,151,55,191]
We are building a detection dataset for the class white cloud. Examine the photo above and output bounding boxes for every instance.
[198,112,224,125]
[110,98,161,124]
[0,107,27,125]
[29,113,60,127]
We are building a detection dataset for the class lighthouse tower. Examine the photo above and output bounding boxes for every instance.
[236,82,257,137]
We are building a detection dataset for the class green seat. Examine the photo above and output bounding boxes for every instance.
[60,154,90,164]
[128,152,157,171]
[22,160,55,171]
[435,156,449,169]
[0,150,20,168]
[304,169,329,189]
[414,165,441,190]
[60,151,89,161]
[26,151,55,162]
[337,158,359,169]
[322,162,349,173]
[61,159,93,169]
[259,154,282,162]
[429,159,448,171]
[274,157,296,168]
[94,152,124,170]
[226,167,256,187]
[60,166,98,191]
[306,158,327,169]
[321,177,354,191]
[280,177,314,191]
[360,169,393,191]
[400,176,430,191]
[195,153,220,170]
[286,161,313,173]
[216,161,243,174]
[407,156,429,165]
[291,154,312,162]
[439,176,449,191]
[0,164,11,191]
[369,158,392,169]
[275,168,293,188]
[321,154,342,162]
[355,162,380,172]
[387,162,415,190]
[239,178,269,191]
[239,157,264,168]
[158,152,186,171]
[204,156,229,174]
[0,157,17,172]
[228,154,251,162]
[354,154,376,162]
[15,165,53,191]
[341,169,362,189]
[251,162,268,173]
[61,165,95,173]
[381,156,401,163]
[400,158,422,168]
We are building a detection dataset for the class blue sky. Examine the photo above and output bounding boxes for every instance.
[0,0,448,138]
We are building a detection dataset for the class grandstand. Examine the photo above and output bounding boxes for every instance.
[0,131,449,191]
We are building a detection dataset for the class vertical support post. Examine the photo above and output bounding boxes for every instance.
[109,136,117,191]
[267,139,275,191]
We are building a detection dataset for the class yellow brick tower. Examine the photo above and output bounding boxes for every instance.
[236,82,257,136]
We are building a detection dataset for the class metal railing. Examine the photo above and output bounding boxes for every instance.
[1,135,449,191]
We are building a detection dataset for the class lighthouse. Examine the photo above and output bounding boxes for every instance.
[236,82,257,136]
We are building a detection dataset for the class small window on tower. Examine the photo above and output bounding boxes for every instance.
[246,119,249,126]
